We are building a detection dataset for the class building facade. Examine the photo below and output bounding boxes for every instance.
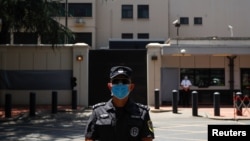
[1,0,250,106]
[58,0,250,49]
[4,0,250,48]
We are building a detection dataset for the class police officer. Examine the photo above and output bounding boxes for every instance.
[180,75,192,107]
[84,66,155,141]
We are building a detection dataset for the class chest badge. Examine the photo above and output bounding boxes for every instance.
[130,127,139,137]
[100,113,109,118]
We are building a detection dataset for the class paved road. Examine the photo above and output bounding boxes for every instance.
[0,107,249,141]
[150,108,250,141]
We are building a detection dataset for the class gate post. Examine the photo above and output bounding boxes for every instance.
[192,91,198,116]
[72,90,77,110]
[154,89,160,109]
[172,89,178,113]
[29,92,36,117]
[52,91,58,114]
[5,94,12,118]
[213,92,220,116]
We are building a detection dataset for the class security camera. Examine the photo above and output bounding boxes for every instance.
[228,25,233,37]
[180,49,186,53]
[172,19,179,25]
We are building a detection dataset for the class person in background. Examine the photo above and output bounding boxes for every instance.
[180,75,192,107]
[84,66,155,141]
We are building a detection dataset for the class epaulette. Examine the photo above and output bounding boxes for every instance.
[92,102,106,109]
[136,103,150,111]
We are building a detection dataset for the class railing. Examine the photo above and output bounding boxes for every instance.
[233,92,250,118]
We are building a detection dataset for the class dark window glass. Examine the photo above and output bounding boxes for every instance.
[0,70,72,90]
[122,5,133,19]
[122,33,133,39]
[14,32,37,44]
[51,3,66,16]
[70,32,92,46]
[0,33,11,44]
[241,69,250,96]
[138,33,149,39]
[60,3,65,16]
[41,32,65,44]
[194,17,202,25]
[138,5,149,19]
[68,3,92,17]
[181,68,225,87]
[180,17,189,25]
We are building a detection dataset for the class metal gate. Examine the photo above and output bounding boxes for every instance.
[161,68,180,104]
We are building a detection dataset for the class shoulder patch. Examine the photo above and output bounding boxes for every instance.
[136,103,150,111]
[92,102,106,109]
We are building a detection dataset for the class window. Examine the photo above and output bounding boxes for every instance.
[14,32,37,44]
[180,68,225,87]
[70,32,92,46]
[122,5,133,19]
[41,32,65,44]
[138,5,149,19]
[180,17,189,25]
[0,33,10,44]
[56,3,66,16]
[194,17,202,25]
[241,69,250,95]
[138,33,149,39]
[68,3,92,17]
[122,33,133,39]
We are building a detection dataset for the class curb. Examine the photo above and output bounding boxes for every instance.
[150,109,172,113]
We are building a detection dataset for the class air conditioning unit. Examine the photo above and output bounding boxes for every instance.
[75,18,85,27]
[75,18,84,24]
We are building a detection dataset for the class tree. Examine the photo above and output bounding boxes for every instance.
[0,0,74,47]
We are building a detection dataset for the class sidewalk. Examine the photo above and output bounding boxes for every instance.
[150,105,250,120]
[0,105,86,121]
[1,105,249,141]
[1,105,250,121]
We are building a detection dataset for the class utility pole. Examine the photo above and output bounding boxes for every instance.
[65,0,68,44]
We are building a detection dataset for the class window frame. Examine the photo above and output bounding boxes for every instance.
[68,3,92,17]
[137,33,149,39]
[122,5,133,19]
[194,17,202,25]
[180,17,189,25]
[137,5,149,19]
[122,33,133,39]
[180,68,225,87]
[241,68,250,96]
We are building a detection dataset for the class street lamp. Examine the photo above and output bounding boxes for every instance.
[180,49,186,56]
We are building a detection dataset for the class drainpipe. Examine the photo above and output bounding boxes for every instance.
[227,56,237,93]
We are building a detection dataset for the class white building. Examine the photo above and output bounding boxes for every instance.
[60,0,250,49]
[62,0,250,105]
[1,0,250,107]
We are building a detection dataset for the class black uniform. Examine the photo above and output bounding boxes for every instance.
[84,99,155,141]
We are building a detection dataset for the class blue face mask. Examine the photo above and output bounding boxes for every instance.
[111,84,130,99]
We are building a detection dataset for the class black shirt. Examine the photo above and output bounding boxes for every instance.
[84,99,154,141]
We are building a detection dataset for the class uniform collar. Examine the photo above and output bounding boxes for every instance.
[105,98,140,115]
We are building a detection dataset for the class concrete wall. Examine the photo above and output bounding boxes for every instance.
[146,43,250,106]
[0,44,90,107]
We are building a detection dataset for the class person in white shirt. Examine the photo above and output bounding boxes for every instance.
[180,76,192,107]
